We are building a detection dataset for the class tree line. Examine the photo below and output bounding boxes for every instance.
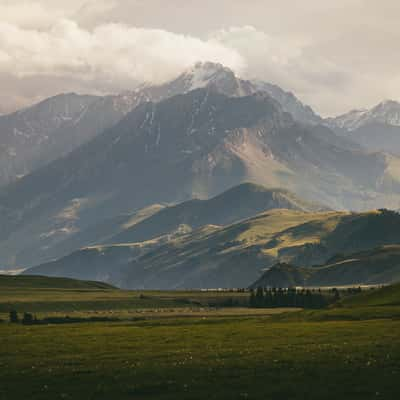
[249,287,337,309]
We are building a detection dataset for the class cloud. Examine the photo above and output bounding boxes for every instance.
[210,26,353,112]
[210,24,400,116]
[0,19,245,82]
[0,18,245,112]
[2,1,400,116]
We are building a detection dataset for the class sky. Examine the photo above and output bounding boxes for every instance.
[1,0,400,116]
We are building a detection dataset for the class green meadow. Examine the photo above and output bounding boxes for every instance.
[0,276,400,399]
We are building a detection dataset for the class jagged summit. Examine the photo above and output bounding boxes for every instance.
[183,61,237,89]
[369,99,400,126]
[326,99,400,154]
[0,60,321,187]
[329,99,400,131]
[164,61,253,98]
[168,61,322,124]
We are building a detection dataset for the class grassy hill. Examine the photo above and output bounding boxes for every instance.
[0,183,324,271]
[0,275,115,290]
[26,209,333,288]
[109,182,325,244]
[25,208,400,289]
[340,281,400,307]
[250,263,311,288]
[253,244,400,288]
[8,203,165,271]
[0,274,199,316]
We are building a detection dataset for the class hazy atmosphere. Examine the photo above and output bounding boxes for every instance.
[2,2,400,399]
[2,0,400,115]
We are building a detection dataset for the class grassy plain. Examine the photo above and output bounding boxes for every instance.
[0,276,400,399]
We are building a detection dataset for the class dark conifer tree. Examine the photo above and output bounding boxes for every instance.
[255,287,264,307]
[9,310,19,323]
[249,289,256,307]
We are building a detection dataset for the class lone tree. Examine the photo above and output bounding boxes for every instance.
[9,310,19,323]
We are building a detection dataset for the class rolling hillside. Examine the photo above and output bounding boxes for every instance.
[0,274,115,290]
[109,182,325,244]
[26,209,400,289]
[0,183,324,269]
[252,244,400,288]
[340,281,400,307]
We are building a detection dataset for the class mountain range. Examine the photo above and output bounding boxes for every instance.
[0,62,320,187]
[25,207,400,289]
[1,79,399,269]
[2,61,400,289]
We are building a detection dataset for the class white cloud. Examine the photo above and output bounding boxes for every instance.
[0,18,244,108]
[209,24,400,116]
[1,1,400,116]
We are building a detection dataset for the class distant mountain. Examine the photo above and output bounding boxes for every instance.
[0,93,99,185]
[0,91,156,186]
[327,100,400,154]
[329,100,400,131]
[25,209,400,289]
[1,85,400,270]
[0,62,322,186]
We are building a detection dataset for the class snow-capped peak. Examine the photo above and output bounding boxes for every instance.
[330,99,400,131]
[181,61,237,91]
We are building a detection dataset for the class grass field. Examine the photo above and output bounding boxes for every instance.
[0,275,255,319]
[1,276,400,399]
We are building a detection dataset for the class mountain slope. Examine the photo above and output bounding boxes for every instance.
[340,280,400,307]
[0,93,99,185]
[0,62,325,187]
[25,209,400,289]
[252,245,400,288]
[327,100,400,154]
[0,90,158,187]
[250,263,312,288]
[1,86,400,269]
[110,182,325,244]
[1,182,324,269]
[329,100,400,131]
[12,204,166,268]
[26,209,321,288]
[252,81,322,125]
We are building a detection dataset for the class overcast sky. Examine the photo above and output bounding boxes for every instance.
[1,0,400,116]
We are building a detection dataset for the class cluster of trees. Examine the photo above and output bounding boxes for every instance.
[9,310,36,324]
[249,287,331,309]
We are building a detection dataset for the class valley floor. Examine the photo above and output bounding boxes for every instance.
[1,279,400,399]
[1,316,400,399]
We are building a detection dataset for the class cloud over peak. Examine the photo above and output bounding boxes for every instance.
[1,1,400,116]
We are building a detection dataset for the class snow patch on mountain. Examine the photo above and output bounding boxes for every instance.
[329,100,400,131]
